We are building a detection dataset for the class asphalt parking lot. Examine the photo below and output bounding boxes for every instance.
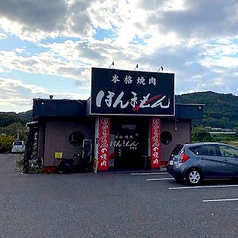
[0,153,238,238]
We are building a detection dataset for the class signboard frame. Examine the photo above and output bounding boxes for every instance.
[90,67,175,116]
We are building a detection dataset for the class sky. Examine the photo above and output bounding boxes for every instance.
[1,0,238,113]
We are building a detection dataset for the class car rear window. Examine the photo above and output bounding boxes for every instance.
[13,141,23,146]
[171,144,184,155]
[189,146,203,155]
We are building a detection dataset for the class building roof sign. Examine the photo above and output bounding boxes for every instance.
[89,67,175,116]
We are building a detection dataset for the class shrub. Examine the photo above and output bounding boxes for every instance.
[0,135,15,153]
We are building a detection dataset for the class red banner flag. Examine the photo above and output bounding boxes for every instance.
[150,118,161,168]
[97,117,110,171]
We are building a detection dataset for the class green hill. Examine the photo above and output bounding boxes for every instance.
[18,110,33,123]
[176,91,238,129]
[0,110,32,127]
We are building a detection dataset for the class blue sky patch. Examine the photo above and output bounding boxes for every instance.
[0,34,46,56]
[94,28,116,41]
[129,34,151,45]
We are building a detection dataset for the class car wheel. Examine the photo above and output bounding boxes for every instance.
[186,169,202,185]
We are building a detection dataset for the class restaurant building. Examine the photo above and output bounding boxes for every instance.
[25,68,204,173]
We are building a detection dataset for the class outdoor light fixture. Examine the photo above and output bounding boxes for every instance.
[134,64,139,70]
[109,61,114,68]
[174,119,178,131]
[158,66,164,71]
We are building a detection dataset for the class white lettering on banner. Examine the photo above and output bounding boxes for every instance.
[137,76,146,85]
[153,152,159,157]
[100,153,107,159]
[112,92,129,108]
[101,148,108,153]
[111,74,158,86]
[101,160,107,166]
[149,77,156,85]
[96,90,170,111]
[105,92,115,107]
[112,74,120,83]
[124,75,133,84]
[140,94,150,108]
[151,118,161,168]
[153,158,159,164]
[98,117,110,169]
[130,92,137,107]
[110,140,139,148]
[96,91,104,107]
[151,96,170,109]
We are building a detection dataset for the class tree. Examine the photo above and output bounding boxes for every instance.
[192,127,211,142]
[4,122,27,140]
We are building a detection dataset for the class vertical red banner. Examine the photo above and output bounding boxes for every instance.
[97,117,110,171]
[150,118,161,169]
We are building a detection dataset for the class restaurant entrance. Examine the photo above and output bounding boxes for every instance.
[109,117,149,170]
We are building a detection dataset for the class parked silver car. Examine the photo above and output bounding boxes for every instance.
[166,142,238,185]
[11,140,25,153]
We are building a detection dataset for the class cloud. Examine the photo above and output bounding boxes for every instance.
[0,0,238,112]
[0,47,88,80]
[0,0,67,32]
[0,77,89,112]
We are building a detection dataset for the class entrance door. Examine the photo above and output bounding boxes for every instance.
[110,117,148,170]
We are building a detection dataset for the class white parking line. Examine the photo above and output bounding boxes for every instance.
[131,172,166,176]
[203,198,238,203]
[147,178,174,181]
[169,184,238,190]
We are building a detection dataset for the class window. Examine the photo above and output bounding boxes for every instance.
[219,145,238,158]
[190,146,202,155]
[122,124,137,130]
[160,131,172,145]
[171,144,184,155]
[190,145,217,156]
[69,131,85,146]
[13,141,24,146]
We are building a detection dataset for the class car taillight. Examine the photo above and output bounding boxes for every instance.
[180,153,190,163]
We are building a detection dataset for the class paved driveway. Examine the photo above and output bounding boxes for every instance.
[0,153,238,238]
